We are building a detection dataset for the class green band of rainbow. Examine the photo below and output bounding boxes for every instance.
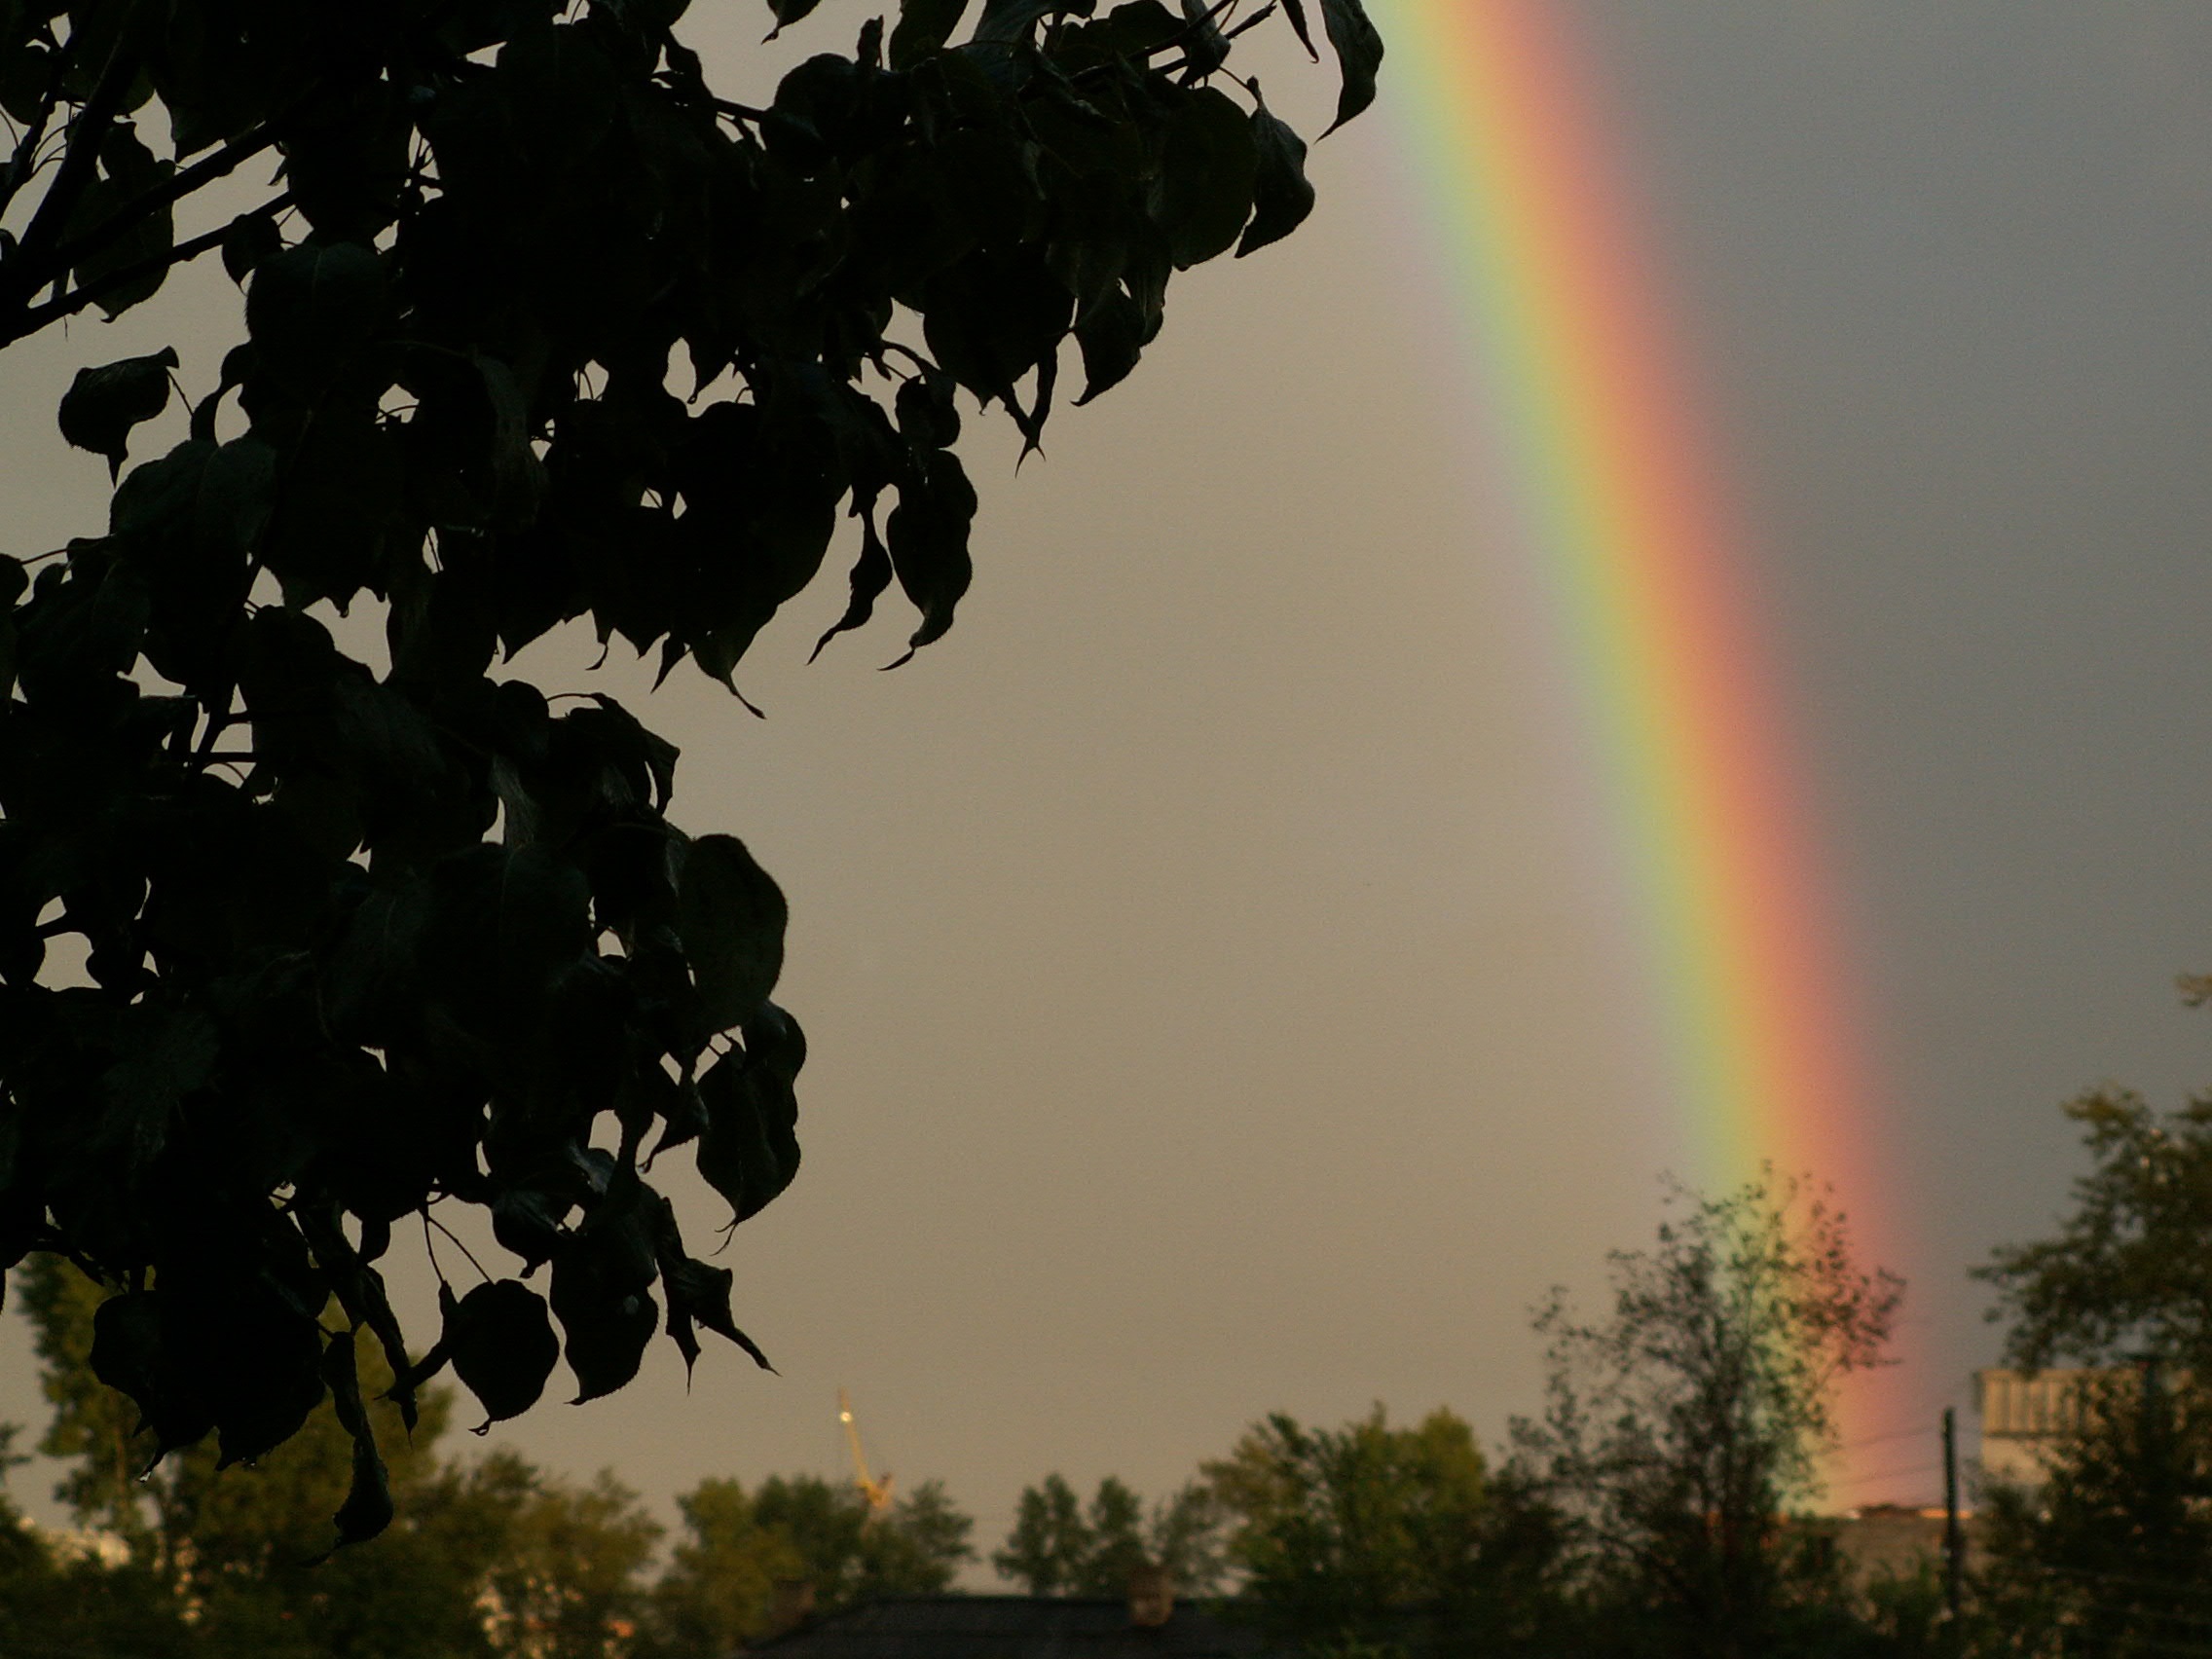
[1368,0,1890,1241]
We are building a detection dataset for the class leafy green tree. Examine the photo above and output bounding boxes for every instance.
[1151,1481,1232,1597]
[1973,1368,2212,1659]
[643,1469,974,1651]
[996,1471,1089,1595]
[1508,1173,1899,1659]
[1976,1090,2212,1371]
[753,1473,975,1608]
[1201,1405,1492,1650]
[993,1472,1223,1596]
[479,1462,664,1659]
[1974,1091,2212,1657]
[0,0,1380,1541]
[0,1504,200,1659]
[639,1476,801,1658]
[0,1415,199,1657]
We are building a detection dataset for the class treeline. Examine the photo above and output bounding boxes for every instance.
[980,1178,1933,1659]
[11,1098,2212,1659]
[999,1107,2212,1659]
[0,1178,1908,1658]
[3,1254,974,1658]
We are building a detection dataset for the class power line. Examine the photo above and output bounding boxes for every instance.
[1835,1424,1937,1453]
[1827,1458,1943,1489]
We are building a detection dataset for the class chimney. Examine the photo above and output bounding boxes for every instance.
[768,1578,816,1636]
[1126,1563,1173,1628]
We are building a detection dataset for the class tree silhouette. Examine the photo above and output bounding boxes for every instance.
[0,0,1379,1543]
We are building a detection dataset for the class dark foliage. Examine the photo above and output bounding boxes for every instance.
[0,0,1376,1543]
[1976,1368,2212,1659]
[1975,1090,2212,1657]
[1976,1089,2212,1373]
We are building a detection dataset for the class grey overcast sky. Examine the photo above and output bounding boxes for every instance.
[7,0,2212,1567]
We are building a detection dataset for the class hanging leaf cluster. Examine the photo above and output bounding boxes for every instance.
[0,0,1379,1544]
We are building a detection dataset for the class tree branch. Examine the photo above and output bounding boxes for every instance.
[0,193,290,348]
[0,33,79,224]
[51,120,283,273]
[0,23,145,312]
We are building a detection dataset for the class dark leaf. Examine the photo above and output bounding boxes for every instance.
[261,406,400,610]
[883,453,977,657]
[1157,87,1257,268]
[1090,0,1182,56]
[492,1188,569,1271]
[1236,95,1314,256]
[648,1073,709,1161]
[809,501,893,660]
[67,126,178,320]
[503,24,626,167]
[1317,0,1382,133]
[445,1278,562,1425]
[319,1329,393,1550]
[89,1288,212,1456]
[974,0,1058,46]
[662,1253,774,1375]
[206,1272,331,1469]
[890,0,970,67]
[244,242,387,396]
[220,213,283,285]
[765,0,828,34]
[58,349,178,480]
[550,1238,659,1403]
[1177,0,1229,79]
[1072,289,1145,404]
[921,247,1074,401]
[675,833,788,1033]
[98,1006,219,1170]
[693,1008,804,1225]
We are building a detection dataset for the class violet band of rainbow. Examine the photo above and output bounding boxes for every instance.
[1365,0,1897,1331]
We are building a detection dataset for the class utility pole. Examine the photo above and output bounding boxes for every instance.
[1942,1406,1966,1634]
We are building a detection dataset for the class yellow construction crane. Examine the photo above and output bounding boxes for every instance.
[837,1387,895,1520]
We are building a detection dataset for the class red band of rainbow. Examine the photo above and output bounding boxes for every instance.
[1367,0,1907,1456]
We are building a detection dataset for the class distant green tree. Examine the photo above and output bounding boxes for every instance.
[753,1474,974,1608]
[1508,1173,1899,1659]
[638,1476,802,1658]
[1973,1370,2212,1659]
[0,1412,194,1654]
[0,1472,199,1659]
[478,1463,663,1659]
[996,1472,1088,1595]
[993,1473,1223,1597]
[1201,1405,1491,1650]
[644,1470,974,1652]
[1974,1090,2212,1657]
[1151,1482,1232,1597]
[1976,1089,2212,1371]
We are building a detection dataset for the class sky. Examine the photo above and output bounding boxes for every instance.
[7,0,2212,1571]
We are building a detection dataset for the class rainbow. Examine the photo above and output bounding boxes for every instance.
[1364,0,1904,1422]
